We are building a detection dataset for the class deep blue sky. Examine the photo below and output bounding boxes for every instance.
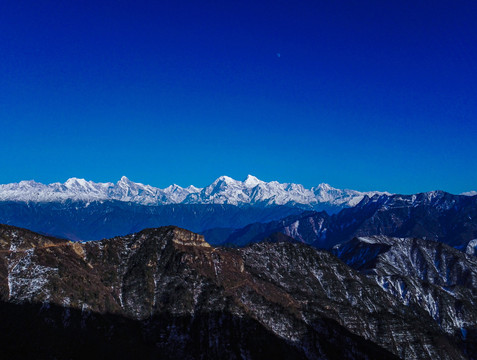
[1,1,476,194]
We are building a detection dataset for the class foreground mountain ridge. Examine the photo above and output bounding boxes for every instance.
[0,175,389,209]
[0,224,469,359]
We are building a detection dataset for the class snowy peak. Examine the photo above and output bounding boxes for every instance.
[117,176,135,189]
[312,183,390,207]
[185,185,201,192]
[119,175,130,183]
[65,177,88,188]
[0,175,388,209]
[215,175,236,184]
[243,174,262,187]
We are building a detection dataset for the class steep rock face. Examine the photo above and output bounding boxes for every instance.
[466,239,477,256]
[333,236,477,356]
[0,224,469,359]
[211,191,477,249]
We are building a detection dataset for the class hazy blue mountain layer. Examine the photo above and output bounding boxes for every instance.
[0,200,303,241]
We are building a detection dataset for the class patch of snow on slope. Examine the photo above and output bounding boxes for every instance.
[8,249,58,301]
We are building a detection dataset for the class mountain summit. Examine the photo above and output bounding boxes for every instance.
[0,175,388,210]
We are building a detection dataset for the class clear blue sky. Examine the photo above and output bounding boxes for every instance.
[1,1,476,194]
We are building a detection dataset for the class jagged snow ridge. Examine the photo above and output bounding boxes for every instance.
[0,174,389,208]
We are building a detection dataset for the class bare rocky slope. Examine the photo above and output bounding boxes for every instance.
[0,224,471,359]
[333,235,477,357]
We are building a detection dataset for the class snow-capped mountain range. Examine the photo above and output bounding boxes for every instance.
[0,175,390,209]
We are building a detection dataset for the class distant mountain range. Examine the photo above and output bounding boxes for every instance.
[0,175,389,211]
[0,176,475,244]
[204,190,477,250]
